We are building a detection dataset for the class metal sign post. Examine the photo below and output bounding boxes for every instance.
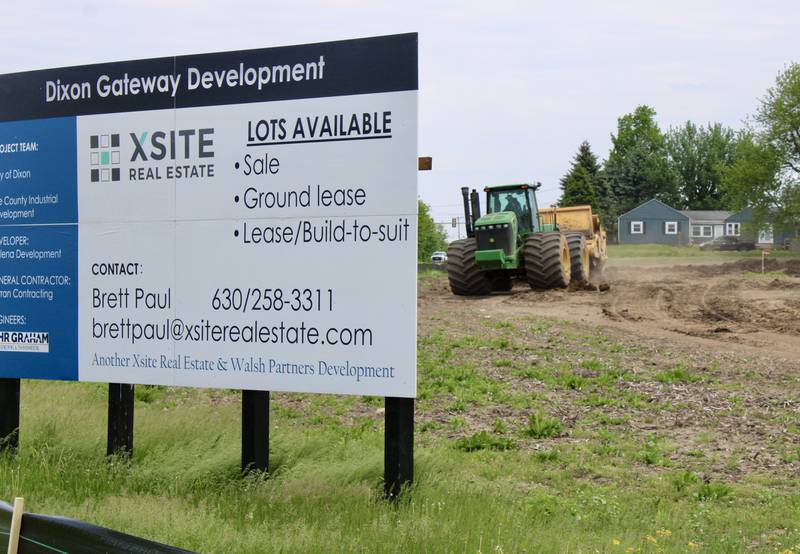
[107,384,134,457]
[0,379,20,452]
[384,397,414,499]
[241,390,269,474]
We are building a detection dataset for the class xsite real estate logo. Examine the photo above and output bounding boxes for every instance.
[89,134,121,182]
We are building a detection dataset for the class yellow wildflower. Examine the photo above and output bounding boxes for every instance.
[687,542,699,550]
[612,538,621,546]
[645,535,658,544]
[656,529,672,537]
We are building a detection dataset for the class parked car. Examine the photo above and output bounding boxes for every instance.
[430,251,447,263]
[698,236,756,251]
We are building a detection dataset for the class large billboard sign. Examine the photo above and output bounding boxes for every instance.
[0,34,418,397]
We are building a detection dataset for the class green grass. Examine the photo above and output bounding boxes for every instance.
[608,243,800,260]
[3,312,800,552]
[4,382,800,553]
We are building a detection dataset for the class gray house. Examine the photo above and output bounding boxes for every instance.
[726,208,798,246]
[618,199,691,245]
[680,210,731,244]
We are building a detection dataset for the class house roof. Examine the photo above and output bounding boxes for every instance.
[680,210,731,223]
[617,198,689,220]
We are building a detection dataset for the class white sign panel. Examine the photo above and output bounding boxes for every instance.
[0,34,418,397]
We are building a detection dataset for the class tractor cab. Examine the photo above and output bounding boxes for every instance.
[455,183,546,271]
[484,184,541,235]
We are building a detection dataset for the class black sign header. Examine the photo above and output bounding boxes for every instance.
[0,33,418,122]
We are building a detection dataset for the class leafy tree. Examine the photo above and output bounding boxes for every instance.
[757,62,800,175]
[721,134,781,209]
[593,169,616,228]
[721,63,800,231]
[604,105,679,215]
[721,135,784,226]
[666,121,740,209]
[417,199,448,261]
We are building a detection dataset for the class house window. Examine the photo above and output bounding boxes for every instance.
[631,221,644,234]
[692,225,712,238]
[758,225,774,244]
[665,221,678,235]
[726,222,740,236]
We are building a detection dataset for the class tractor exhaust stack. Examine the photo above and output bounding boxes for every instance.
[470,189,481,230]
[461,187,474,238]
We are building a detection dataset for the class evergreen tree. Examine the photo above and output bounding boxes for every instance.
[559,141,613,225]
[574,140,601,178]
[559,164,597,207]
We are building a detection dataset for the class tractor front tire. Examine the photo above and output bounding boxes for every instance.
[565,232,590,283]
[523,232,571,289]
[447,238,492,296]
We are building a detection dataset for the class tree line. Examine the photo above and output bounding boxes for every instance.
[417,61,799,256]
[559,62,800,236]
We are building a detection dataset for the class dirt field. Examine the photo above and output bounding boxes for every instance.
[417,257,800,481]
[518,257,800,360]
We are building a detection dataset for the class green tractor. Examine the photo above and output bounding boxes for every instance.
[447,183,589,295]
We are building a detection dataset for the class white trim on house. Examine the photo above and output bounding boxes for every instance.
[631,221,644,234]
[726,222,741,236]
[665,221,678,235]
[692,225,713,238]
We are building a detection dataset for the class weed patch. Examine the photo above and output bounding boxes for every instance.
[656,365,701,384]
[455,431,517,452]
[696,481,733,501]
[523,413,564,439]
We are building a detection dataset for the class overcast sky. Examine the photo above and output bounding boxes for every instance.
[1,1,796,238]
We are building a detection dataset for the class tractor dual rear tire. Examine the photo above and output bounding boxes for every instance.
[565,232,590,283]
[523,232,571,289]
[447,238,491,296]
